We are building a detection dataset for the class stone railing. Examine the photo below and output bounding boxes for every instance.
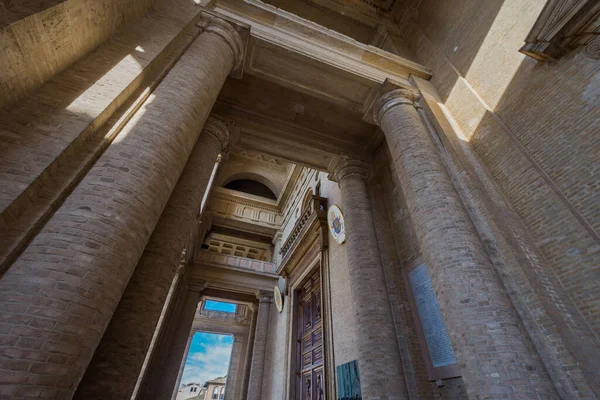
[196,249,277,274]
[279,195,327,259]
[195,309,250,323]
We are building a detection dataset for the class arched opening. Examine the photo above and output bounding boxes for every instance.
[224,179,277,200]
[301,188,313,211]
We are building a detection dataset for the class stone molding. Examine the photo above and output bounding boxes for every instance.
[257,292,273,303]
[203,117,232,151]
[374,87,420,126]
[520,0,600,60]
[203,15,247,72]
[213,0,431,86]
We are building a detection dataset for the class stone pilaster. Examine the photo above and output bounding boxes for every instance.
[240,303,258,399]
[224,335,244,400]
[331,157,408,400]
[154,281,205,400]
[0,15,245,400]
[246,295,272,400]
[75,118,230,400]
[374,87,558,398]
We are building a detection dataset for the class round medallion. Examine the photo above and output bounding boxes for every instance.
[327,204,346,244]
[274,285,283,313]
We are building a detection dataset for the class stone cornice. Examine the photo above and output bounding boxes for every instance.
[212,0,431,84]
[520,0,600,60]
[211,187,280,212]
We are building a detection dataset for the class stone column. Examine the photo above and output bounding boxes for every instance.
[154,281,204,400]
[240,304,258,399]
[224,335,244,400]
[374,88,558,398]
[74,119,230,399]
[79,118,227,396]
[332,158,408,400]
[0,16,244,400]
[246,294,272,400]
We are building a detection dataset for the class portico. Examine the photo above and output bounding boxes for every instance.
[0,0,598,399]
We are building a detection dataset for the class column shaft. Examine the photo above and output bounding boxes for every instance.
[224,336,244,400]
[154,282,203,400]
[240,305,257,399]
[74,119,228,400]
[246,296,271,400]
[376,89,558,398]
[334,159,408,400]
[0,17,242,399]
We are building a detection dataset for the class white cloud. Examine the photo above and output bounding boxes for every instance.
[181,336,233,386]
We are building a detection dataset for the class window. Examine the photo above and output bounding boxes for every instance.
[220,386,225,399]
[212,387,219,399]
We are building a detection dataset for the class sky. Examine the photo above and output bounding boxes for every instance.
[204,300,237,313]
[180,332,234,387]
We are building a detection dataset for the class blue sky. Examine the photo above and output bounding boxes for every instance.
[204,300,236,312]
[180,332,234,387]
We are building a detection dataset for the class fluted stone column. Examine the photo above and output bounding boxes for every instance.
[0,15,244,399]
[246,294,272,400]
[332,158,408,400]
[224,335,244,400]
[74,119,230,399]
[155,282,204,400]
[374,88,558,398]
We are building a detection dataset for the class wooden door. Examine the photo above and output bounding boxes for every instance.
[296,270,325,400]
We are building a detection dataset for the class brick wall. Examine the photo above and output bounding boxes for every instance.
[403,0,600,338]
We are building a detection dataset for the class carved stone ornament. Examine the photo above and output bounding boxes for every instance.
[273,285,284,313]
[327,204,346,244]
[520,0,600,61]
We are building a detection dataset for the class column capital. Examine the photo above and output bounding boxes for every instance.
[203,15,248,76]
[203,117,231,151]
[330,156,371,182]
[187,280,206,294]
[257,292,273,304]
[374,88,420,126]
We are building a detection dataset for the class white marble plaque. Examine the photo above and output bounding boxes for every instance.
[409,263,457,368]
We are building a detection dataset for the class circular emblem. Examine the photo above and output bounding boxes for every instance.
[327,204,346,244]
[274,285,283,313]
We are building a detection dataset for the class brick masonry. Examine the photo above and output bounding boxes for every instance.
[334,158,409,400]
[403,0,600,341]
[376,92,559,398]
[0,22,238,399]
[73,121,228,400]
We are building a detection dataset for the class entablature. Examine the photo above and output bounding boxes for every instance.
[211,0,431,113]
